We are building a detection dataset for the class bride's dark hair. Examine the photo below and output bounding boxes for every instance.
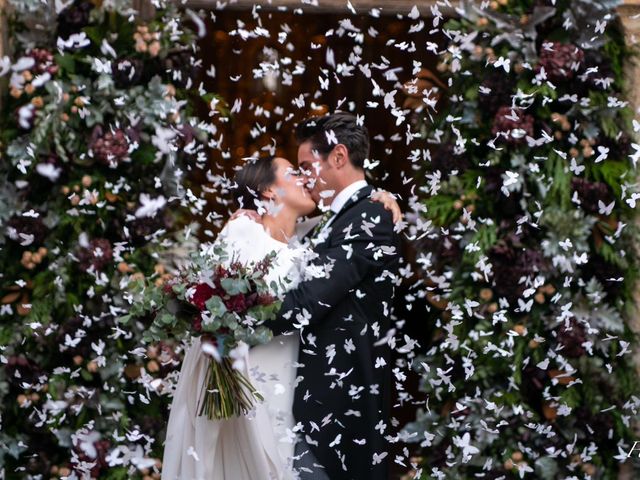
[233,155,277,209]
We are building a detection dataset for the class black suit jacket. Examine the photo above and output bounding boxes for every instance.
[270,185,401,480]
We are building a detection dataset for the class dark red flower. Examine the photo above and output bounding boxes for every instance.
[72,437,110,478]
[225,294,247,313]
[113,57,145,89]
[571,178,613,215]
[57,0,94,40]
[5,214,48,246]
[191,283,215,310]
[556,319,587,358]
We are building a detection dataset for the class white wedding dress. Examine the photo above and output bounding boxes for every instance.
[161,216,310,480]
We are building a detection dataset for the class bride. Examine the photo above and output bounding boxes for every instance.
[161,155,317,480]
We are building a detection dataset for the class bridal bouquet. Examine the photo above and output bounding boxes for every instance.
[119,243,282,419]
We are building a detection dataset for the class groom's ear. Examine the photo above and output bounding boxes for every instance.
[332,144,349,169]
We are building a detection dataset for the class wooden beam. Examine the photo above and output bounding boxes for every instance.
[132,0,156,22]
[187,0,448,16]
[189,0,640,15]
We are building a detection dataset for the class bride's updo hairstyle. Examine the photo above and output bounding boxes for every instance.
[233,155,277,209]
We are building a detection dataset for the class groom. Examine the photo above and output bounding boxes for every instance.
[269,112,401,480]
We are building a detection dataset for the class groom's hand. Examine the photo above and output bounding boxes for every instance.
[229,209,262,223]
[370,190,403,224]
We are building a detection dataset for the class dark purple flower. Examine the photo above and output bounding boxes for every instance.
[571,178,613,215]
[56,0,94,40]
[78,238,113,272]
[113,58,145,89]
[537,41,584,82]
[489,237,545,303]
[491,106,535,144]
[5,214,48,246]
[90,126,129,167]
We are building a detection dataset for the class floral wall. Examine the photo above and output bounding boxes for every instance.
[402,0,640,478]
[0,0,215,477]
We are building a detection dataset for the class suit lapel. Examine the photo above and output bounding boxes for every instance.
[330,184,373,226]
[312,185,373,247]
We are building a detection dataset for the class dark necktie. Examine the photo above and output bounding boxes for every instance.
[309,209,336,239]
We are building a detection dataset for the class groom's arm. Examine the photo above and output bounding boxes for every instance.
[270,203,399,335]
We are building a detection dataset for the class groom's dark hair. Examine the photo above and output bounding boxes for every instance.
[233,155,277,209]
[295,112,369,170]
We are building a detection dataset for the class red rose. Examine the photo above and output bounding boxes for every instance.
[191,283,216,310]
[225,294,247,313]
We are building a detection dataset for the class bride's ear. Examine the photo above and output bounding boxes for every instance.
[261,186,277,202]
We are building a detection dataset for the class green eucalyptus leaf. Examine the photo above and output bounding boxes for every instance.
[220,277,249,295]
[205,296,227,316]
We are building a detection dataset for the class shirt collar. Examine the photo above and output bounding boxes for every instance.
[330,179,368,214]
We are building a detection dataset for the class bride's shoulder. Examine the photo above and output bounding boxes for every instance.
[220,215,266,240]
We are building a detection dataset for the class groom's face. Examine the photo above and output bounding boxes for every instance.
[297,141,336,209]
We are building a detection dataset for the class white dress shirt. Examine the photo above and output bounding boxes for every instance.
[323,179,368,231]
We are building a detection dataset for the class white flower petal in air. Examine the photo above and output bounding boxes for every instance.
[135,194,167,218]
[36,163,62,182]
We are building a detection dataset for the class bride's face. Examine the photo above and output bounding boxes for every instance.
[267,157,316,216]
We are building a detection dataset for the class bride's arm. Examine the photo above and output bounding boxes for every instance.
[370,189,403,224]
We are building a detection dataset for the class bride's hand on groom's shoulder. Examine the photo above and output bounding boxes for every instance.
[230,209,262,223]
[370,189,403,224]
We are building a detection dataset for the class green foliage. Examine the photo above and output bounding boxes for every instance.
[0,0,218,477]
[544,151,572,209]
[590,160,628,199]
[424,195,460,227]
[405,2,640,478]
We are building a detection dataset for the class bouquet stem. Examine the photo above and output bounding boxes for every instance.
[198,357,264,420]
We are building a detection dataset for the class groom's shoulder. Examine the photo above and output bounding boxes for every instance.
[344,197,395,232]
[363,197,393,219]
